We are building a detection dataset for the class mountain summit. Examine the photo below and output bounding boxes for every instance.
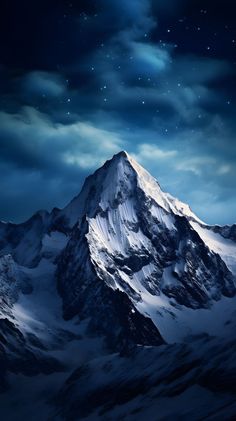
[60,150,203,227]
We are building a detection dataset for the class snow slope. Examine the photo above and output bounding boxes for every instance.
[190,221,236,275]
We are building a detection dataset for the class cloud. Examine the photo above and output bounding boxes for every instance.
[175,156,216,176]
[133,143,177,163]
[21,71,66,98]
[99,0,155,34]
[62,122,124,169]
[0,107,124,171]
[217,164,231,175]
[130,42,170,74]
[0,107,124,221]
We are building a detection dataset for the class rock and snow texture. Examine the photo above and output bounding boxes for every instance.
[1,150,236,419]
[57,151,236,330]
[190,221,236,275]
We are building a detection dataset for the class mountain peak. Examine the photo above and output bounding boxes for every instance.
[108,150,133,168]
[61,150,203,226]
[113,150,130,159]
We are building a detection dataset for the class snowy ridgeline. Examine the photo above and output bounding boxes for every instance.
[0,151,236,419]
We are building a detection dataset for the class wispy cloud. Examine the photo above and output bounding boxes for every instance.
[21,71,66,98]
[133,143,177,163]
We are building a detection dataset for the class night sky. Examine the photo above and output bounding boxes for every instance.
[0,0,235,224]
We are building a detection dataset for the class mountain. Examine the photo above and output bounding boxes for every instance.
[57,151,235,318]
[1,151,236,419]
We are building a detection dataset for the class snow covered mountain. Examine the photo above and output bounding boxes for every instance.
[56,151,236,333]
[1,150,236,419]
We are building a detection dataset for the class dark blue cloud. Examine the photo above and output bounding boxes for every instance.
[21,72,66,98]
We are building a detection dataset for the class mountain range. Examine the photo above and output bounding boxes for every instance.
[1,151,236,420]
